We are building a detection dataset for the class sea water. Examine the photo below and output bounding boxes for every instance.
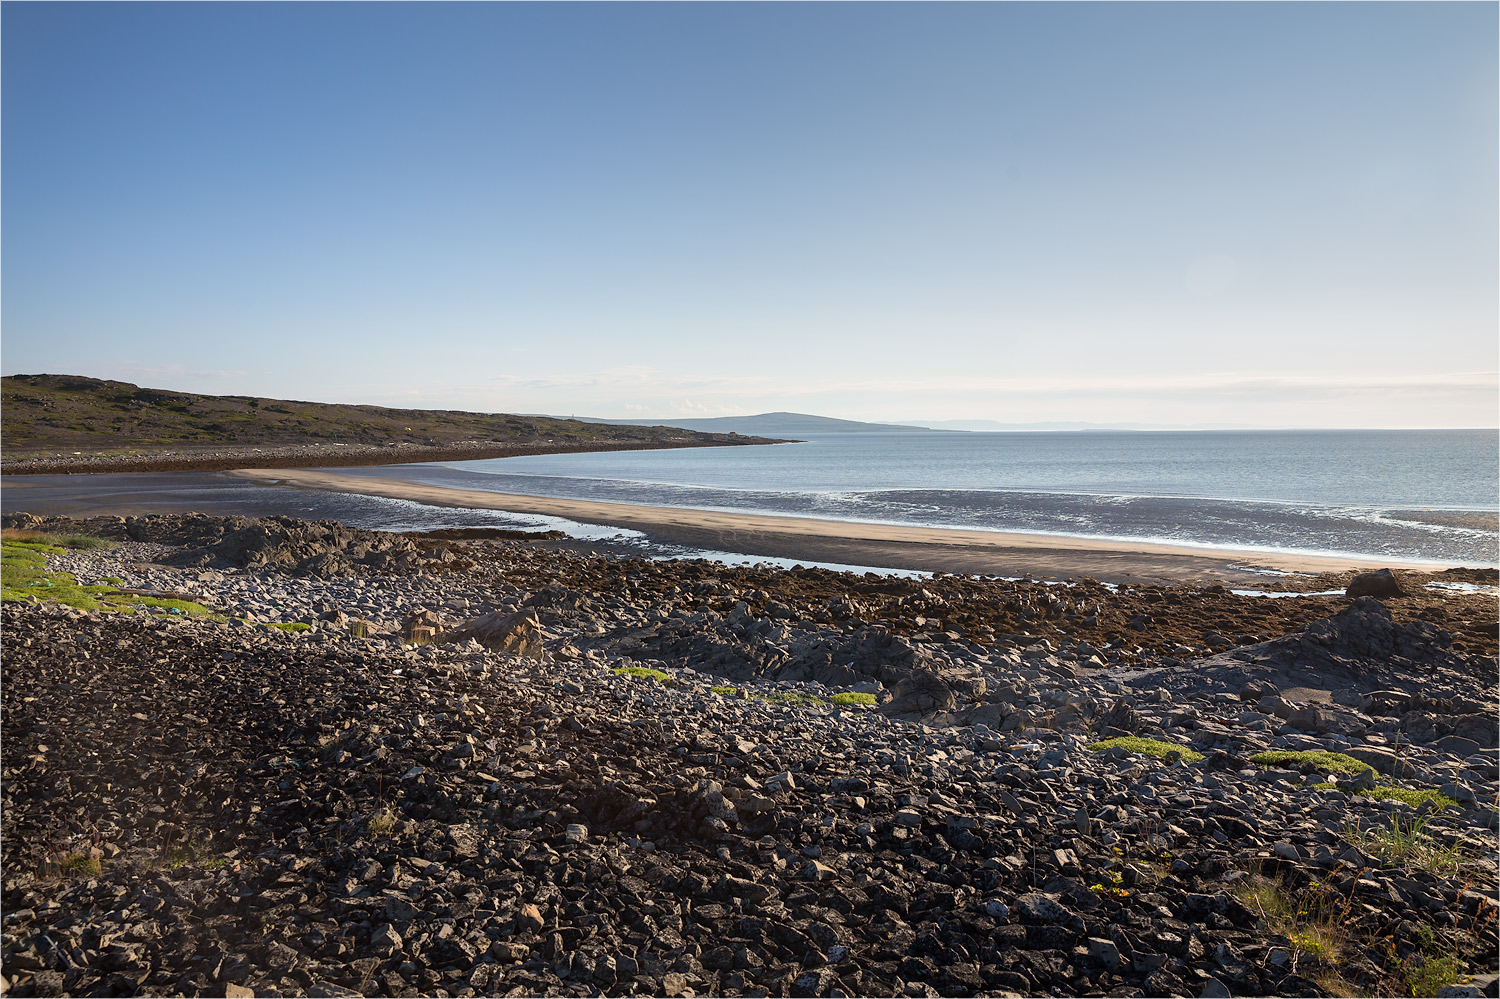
[328,429,1499,566]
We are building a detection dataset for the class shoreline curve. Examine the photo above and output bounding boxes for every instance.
[229,467,1462,583]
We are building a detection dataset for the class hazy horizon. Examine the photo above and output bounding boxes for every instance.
[4,3,1496,428]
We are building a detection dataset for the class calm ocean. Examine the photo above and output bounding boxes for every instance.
[331,430,1500,566]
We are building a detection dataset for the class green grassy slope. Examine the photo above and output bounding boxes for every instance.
[1,374,754,455]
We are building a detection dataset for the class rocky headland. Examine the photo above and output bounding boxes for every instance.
[2,512,1497,998]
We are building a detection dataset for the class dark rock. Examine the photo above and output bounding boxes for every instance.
[1346,568,1404,599]
[441,609,546,659]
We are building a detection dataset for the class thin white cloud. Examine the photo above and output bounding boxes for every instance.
[74,362,252,386]
[820,371,1499,397]
[455,365,1500,400]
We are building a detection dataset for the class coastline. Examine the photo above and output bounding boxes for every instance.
[230,467,1463,582]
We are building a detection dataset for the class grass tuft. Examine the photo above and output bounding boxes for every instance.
[1399,955,1465,998]
[0,529,116,551]
[1234,873,1352,974]
[54,853,102,879]
[270,621,311,633]
[1088,736,1204,762]
[831,691,877,706]
[368,807,398,837]
[1345,812,1467,874]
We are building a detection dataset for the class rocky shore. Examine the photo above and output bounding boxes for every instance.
[3,513,1497,998]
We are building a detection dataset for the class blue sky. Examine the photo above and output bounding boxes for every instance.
[4,2,1496,427]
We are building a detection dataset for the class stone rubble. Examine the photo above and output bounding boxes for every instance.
[2,513,1497,998]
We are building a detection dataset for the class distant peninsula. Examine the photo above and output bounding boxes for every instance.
[561,411,939,435]
[0,374,786,474]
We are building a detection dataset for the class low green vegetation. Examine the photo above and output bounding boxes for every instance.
[1,532,218,619]
[368,808,398,837]
[613,666,671,682]
[831,691,877,706]
[1356,785,1456,810]
[1345,812,1466,874]
[1234,825,1479,994]
[54,853,102,879]
[766,691,828,707]
[1087,736,1205,762]
[1311,778,1457,814]
[1233,874,1355,993]
[706,684,832,706]
[1251,750,1373,775]
[1087,868,1130,899]
[2,372,773,457]
[157,837,229,871]
[1399,955,1466,998]
[270,621,311,633]
[3,530,115,551]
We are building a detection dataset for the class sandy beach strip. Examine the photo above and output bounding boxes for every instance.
[228,467,1458,583]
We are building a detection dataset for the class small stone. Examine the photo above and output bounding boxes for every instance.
[565,823,589,843]
[370,923,404,957]
[516,903,546,933]
[984,899,1010,921]
[1342,769,1378,792]
[803,860,836,881]
[1088,937,1121,970]
[1438,782,1475,803]
[792,968,837,997]
[1015,893,1073,924]
[717,873,772,902]
[1199,978,1231,999]
[490,941,530,962]
[895,809,923,826]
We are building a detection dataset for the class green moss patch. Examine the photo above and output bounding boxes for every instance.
[710,685,741,697]
[270,621,311,633]
[767,691,829,706]
[1088,737,1205,762]
[1355,786,1456,809]
[1250,750,1373,775]
[831,691,877,706]
[1,539,216,619]
[613,666,671,682]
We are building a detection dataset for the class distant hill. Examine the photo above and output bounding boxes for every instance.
[0,374,775,455]
[571,412,938,435]
[907,419,1273,431]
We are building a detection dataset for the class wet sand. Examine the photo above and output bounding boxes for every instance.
[228,467,1455,583]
